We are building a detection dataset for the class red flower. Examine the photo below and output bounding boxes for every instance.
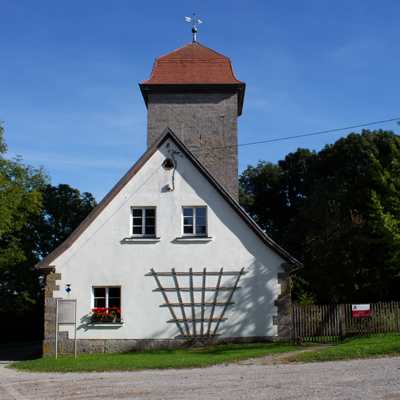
[92,306,121,320]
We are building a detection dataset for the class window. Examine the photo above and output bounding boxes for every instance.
[132,208,156,236]
[93,287,121,320]
[183,207,207,236]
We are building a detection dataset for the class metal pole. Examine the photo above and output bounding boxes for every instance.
[55,298,58,359]
[74,300,77,359]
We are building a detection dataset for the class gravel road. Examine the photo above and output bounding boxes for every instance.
[0,346,399,399]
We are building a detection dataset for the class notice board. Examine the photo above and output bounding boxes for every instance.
[58,299,76,324]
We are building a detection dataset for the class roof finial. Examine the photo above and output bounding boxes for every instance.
[185,13,202,42]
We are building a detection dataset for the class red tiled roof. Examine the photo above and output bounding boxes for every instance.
[141,42,244,85]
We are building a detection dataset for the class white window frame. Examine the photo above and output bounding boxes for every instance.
[131,207,156,237]
[182,207,207,237]
[92,286,121,320]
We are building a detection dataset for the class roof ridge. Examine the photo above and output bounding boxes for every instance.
[158,41,229,60]
[156,59,231,62]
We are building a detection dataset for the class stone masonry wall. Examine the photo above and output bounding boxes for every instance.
[42,269,61,357]
[51,333,278,355]
[147,92,239,201]
[273,264,295,341]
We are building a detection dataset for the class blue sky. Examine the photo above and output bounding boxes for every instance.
[1,1,399,201]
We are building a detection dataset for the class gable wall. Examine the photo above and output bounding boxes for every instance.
[147,92,239,200]
[50,139,285,343]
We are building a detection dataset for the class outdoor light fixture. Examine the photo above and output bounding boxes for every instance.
[38,275,45,286]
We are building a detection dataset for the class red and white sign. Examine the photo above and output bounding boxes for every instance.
[352,304,371,318]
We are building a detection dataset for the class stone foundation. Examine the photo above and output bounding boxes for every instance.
[47,332,278,355]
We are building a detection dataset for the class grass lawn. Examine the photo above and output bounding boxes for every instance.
[0,341,42,351]
[7,334,400,372]
[9,342,306,373]
[288,333,400,363]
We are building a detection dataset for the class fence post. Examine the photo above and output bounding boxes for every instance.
[339,304,346,341]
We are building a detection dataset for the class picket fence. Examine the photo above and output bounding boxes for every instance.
[292,302,400,342]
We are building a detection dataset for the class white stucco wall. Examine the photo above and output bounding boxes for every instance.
[52,139,286,340]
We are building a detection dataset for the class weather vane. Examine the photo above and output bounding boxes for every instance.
[185,13,202,42]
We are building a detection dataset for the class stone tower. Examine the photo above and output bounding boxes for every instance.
[140,41,245,201]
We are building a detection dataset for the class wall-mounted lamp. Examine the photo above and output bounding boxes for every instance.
[38,275,46,288]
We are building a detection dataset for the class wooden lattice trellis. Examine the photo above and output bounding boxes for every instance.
[148,267,247,338]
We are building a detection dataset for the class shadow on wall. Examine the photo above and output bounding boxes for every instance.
[147,257,278,340]
[148,267,248,338]
[149,92,234,105]
[200,181,282,339]
[146,199,283,339]
[219,258,277,338]
[140,158,287,340]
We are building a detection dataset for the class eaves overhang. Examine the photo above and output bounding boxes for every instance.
[154,129,303,267]
[36,127,302,270]
[139,82,246,117]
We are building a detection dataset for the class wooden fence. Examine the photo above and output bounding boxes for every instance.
[293,302,400,342]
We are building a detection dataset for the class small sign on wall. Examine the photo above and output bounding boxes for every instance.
[352,304,371,318]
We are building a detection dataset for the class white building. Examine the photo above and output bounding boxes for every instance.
[37,41,301,356]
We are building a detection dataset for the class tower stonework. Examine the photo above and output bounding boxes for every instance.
[140,42,245,201]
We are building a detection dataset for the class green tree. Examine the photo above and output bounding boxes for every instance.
[0,122,97,342]
[0,122,49,271]
[24,184,97,259]
[239,161,285,239]
[239,149,317,245]
[369,136,400,274]
[0,122,49,342]
[294,130,400,303]
[240,129,400,304]
[0,183,97,343]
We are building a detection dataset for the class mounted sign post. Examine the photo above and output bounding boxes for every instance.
[55,299,77,359]
[352,304,371,318]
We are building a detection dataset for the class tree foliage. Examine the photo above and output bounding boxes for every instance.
[369,137,400,273]
[0,123,97,342]
[24,184,97,259]
[0,123,49,270]
[240,129,400,304]
[0,122,48,342]
[239,161,285,237]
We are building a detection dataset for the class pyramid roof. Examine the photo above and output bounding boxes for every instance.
[140,42,244,85]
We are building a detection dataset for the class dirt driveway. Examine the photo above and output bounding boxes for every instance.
[0,346,399,399]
